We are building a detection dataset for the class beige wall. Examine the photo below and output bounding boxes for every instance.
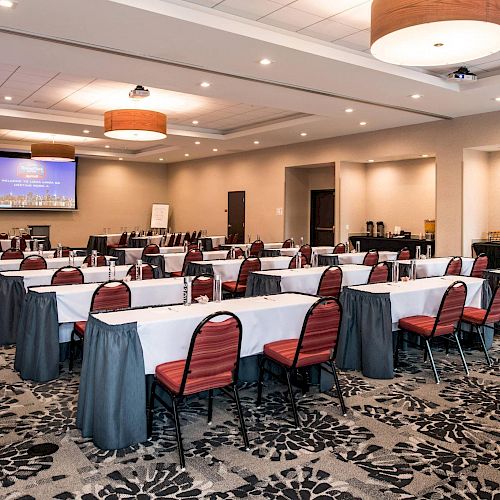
[0,158,168,247]
[488,151,500,232]
[365,158,436,236]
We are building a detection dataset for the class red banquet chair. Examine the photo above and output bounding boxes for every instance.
[362,249,379,266]
[51,266,84,285]
[397,247,411,260]
[142,243,160,259]
[127,231,136,244]
[171,248,203,278]
[299,244,312,264]
[368,262,390,284]
[257,297,346,427]
[249,240,264,257]
[460,282,500,367]
[53,248,71,258]
[317,266,343,298]
[166,234,175,247]
[282,239,293,248]
[20,255,47,271]
[0,232,9,239]
[226,247,244,259]
[107,231,127,251]
[148,311,249,469]
[126,262,155,280]
[1,248,24,260]
[11,237,26,251]
[470,253,488,278]
[192,274,214,301]
[83,254,107,267]
[222,257,261,297]
[174,233,183,246]
[184,232,191,243]
[288,254,307,269]
[333,243,346,254]
[445,257,462,276]
[69,281,131,371]
[396,281,468,384]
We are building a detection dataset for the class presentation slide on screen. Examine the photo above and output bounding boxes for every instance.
[0,157,76,209]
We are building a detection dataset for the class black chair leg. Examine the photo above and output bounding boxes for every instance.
[477,325,493,367]
[453,332,470,376]
[329,360,347,416]
[69,331,75,372]
[147,381,156,437]
[256,356,266,406]
[284,369,300,428]
[232,384,250,450]
[394,330,401,367]
[300,368,309,396]
[445,337,450,355]
[207,389,213,425]
[171,397,185,470]
[424,339,440,384]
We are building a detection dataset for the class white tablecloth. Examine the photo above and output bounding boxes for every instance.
[160,246,185,254]
[91,233,123,245]
[0,256,86,272]
[352,275,483,330]
[253,264,372,294]
[224,243,283,250]
[159,250,229,273]
[0,265,133,290]
[94,293,319,374]
[0,238,49,252]
[397,257,475,278]
[195,256,292,282]
[132,235,163,246]
[205,235,226,247]
[280,246,336,257]
[329,251,398,265]
[0,250,55,259]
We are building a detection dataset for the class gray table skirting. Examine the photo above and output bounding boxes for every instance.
[109,248,126,265]
[129,238,148,248]
[14,290,60,382]
[317,255,340,266]
[245,273,282,297]
[185,262,214,277]
[261,249,281,257]
[200,238,214,251]
[143,255,165,276]
[0,275,25,345]
[86,236,108,255]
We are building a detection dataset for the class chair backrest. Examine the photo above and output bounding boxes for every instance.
[181,248,203,275]
[226,247,244,259]
[188,243,199,251]
[166,234,175,247]
[11,237,26,251]
[333,243,346,254]
[51,266,84,285]
[178,311,242,395]
[249,240,264,257]
[190,231,197,242]
[236,257,261,287]
[282,238,293,248]
[83,254,107,267]
[128,231,136,243]
[192,274,214,301]
[299,244,312,264]
[53,248,71,258]
[484,282,500,324]
[470,253,488,278]
[146,229,153,236]
[118,232,128,246]
[317,266,343,298]
[445,256,462,276]
[142,244,160,258]
[126,263,155,280]
[397,247,411,260]
[363,249,379,266]
[1,248,24,260]
[288,254,307,269]
[90,281,131,313]
[20,255,47,270]
[184,232,191,243]
[196,230,202,239]
[292,297,342,368]
[431,281,467,337]
[21,233,30,240]
[0,232,8,239]
[368,262,390,284]
[174,233,182,246]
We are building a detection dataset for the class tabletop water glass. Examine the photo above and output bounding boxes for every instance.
[392,261,400,282]
[214,274,222,302]
[426,245,432,259]
[183,276,192,306]
[416,246,421,259]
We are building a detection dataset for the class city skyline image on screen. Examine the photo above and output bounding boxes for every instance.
[0,156,76,209]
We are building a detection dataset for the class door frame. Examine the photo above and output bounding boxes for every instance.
[227,190,245,243]
[310,189,335,246]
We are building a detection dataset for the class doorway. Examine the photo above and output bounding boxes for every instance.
[227,191,245,243]
[310,189,335,246]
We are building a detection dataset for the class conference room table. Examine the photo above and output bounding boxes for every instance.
[0,265,155,345]
[14,277,184,383]
[273,246,338,258]
[0,236,51,252]
[337,275,489,380]
[246,264,372,297]
[186,256,292,281]
[0,250,55,259]
[76,292,320,450]
[397,257,475,278]
[86,233,123,254]
[110,246,185,265]
[129,235,163,248]
[220,242,283,251]
[0,256,86,272]
[318,251,398,266]
[200,235,226,250]
[144,250,229,275]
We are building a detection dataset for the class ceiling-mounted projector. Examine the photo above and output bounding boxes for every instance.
[447,67,477,82]
[128,85,150,99]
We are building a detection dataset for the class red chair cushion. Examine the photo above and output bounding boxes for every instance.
[155,359,233,396]
[170,271,183,277]
[462,307,487,325]
[74,321,87,336]
[399,315,456,337]
[263,339,332,368]
[222,281,246,294]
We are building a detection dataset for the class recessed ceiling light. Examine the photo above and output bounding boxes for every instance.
[192,120,199,125]
[194,141,200,145]
[259,58,272,65]
[104,145,110,149]
[82,129,90,134]
[494,97,500,102]
[410,94,422,99]
[212,148,218,152]
[118,157,123,161]
[345,108,354,113]
[253,140,260,145]
[4,96,12,101]
[300,132,307,137]
[368,159,375,163]
[360,121,367,126]
[159,158,164,161]
[200,82,211,88]
[421,154,429,158]
[0,0,15,8]
[184,153,190,157]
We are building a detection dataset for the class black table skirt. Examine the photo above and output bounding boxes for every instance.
[317,255,340,266]
[472,242,500,268]
[349,236,434,258]
[185,262,214,277]
[245,273,282,297]
[86,236,107,255]
[143,254,165,277]
[0,275,25,345]
[261,249,281,257]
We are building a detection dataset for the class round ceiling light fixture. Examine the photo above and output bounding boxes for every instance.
[370,0,500,66]
[31,143,75,162]
[104,109,167,141]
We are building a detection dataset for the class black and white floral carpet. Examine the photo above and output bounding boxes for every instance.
[0,341,499,499]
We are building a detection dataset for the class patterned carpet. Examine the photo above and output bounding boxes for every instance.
[0,340,499,499]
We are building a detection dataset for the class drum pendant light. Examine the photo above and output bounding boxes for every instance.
[31,142,75,162]
[370,0,500,66]
[104,109,167,141]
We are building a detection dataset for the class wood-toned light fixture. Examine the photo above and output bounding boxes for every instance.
[31,143,75,162]
[104,109,167,141]
[371,0,500,66]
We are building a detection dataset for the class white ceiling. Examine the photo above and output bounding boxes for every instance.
[0,0,499,163]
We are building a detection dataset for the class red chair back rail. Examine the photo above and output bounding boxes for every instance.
[368,262,389,284]
[1,248,23,260]
[51,266,84,285]
[363,249,379,266]
[249,240,264,257]
[126,263,155,280]
[192,275,214,301]
[470,253,488,278]
[445,256,462,276]
[299,244,312,264]
[333,243,346,254]
[397,247,411,260]
[20,255,47,270]
[91,281,131,312]
[317,266,343,297]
